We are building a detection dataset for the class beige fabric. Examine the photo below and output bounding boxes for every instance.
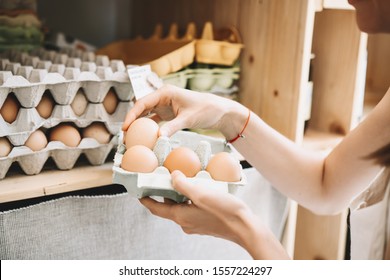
[0,168,289,260]
[349,168,390,259]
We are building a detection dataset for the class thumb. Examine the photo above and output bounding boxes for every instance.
[159,117,187,137]
[171,170,199,199]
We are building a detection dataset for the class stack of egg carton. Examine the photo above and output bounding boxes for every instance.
[0,48,133,179]
[160,22,243,99]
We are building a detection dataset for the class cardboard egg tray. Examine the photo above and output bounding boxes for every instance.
[195,22,243,66]
[162,66,240,95]
[97,21,243,78]
[0,101,131,146]
[96,23,196,77]
[0,50,134,144]
[0,55,133,106]
[112,130,246,203]
[0,49,133,179]
[0,135,118,180]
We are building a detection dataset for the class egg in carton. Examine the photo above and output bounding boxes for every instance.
[0,133,118,180]
[0,87,133,146]
[0,55,134,145]
[112,130,246,203]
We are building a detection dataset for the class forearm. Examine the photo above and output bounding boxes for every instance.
[218,98,386,214]
[237,210,290,259]
[219,103,327,212]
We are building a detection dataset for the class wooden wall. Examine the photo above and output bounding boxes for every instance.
[130,0,314,142]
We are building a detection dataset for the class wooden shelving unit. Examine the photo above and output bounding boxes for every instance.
[0,163,113,203]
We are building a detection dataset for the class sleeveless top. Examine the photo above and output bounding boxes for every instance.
[349,168,390,259]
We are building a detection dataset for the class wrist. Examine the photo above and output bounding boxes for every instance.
[218,101,249,141]
[237,211,290,260]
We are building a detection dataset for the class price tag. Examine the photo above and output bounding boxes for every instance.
[127,65,156,100]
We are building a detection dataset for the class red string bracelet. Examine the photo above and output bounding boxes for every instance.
[228,109,251,144]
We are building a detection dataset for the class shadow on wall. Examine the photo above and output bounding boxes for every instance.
[37,0,132,47]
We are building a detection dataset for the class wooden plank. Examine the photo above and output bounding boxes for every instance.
[0,163,113,203]
[366,34,390,94]
[294,207,348,259]
[236,0,316,257]
[309,9,367,134]
[295,129,347,259]
[237,0,315,142]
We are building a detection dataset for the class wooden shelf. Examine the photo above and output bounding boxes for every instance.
[0,163,113,203]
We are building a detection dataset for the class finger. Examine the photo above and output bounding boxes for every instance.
[170,170,209,200]
[159,117,188,137]
[122,92,163,131]
[171,171,247,218]
[139,197,175,220]
[163,197,176,205]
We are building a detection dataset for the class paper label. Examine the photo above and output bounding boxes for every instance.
[127,65,156,100]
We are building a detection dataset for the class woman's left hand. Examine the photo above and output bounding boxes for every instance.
[140,170,290,259]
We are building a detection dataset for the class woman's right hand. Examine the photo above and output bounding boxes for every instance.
[122,84,248,140]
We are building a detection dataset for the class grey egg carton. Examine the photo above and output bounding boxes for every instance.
[0,135,118,180]
[0,60,132,108]
[0,101,132,146]
[112,130,246,203]
[0,49,134,145]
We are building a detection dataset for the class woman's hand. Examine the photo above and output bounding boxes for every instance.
[140,170,290,259]
[122,85,248,140]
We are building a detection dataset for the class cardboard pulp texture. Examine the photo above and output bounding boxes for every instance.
[112,130,246,203]
[96,23,196,77]
[0,50,134,145]
[195,22,243,66]
[0,51,133,106]
[0,49,133,179]
[0,135,118,179]
[162,66,240,94]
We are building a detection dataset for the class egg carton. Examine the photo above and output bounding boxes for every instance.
[96,23,196,77]
[112,130,246,203]
[195,22,243,66]
[0,100,132,146]
[0,53,133,108]
[162,66,240,95]
[0,135,118,180]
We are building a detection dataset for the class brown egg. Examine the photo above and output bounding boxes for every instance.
[163,147,201,177]
[0,137,12,157]
[50,123,81,147]
[82,122,111,144]
[125,117,159,149]
[206,152,241,182]
[121,145,158,173]
[25,129,48,151]
[36,91,54,119]
[0,94,19,123]
[103,88,119,114]
[71,89,88,116]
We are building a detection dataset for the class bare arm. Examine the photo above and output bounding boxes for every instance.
[124,85,390,215]
[227,88,390,214]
